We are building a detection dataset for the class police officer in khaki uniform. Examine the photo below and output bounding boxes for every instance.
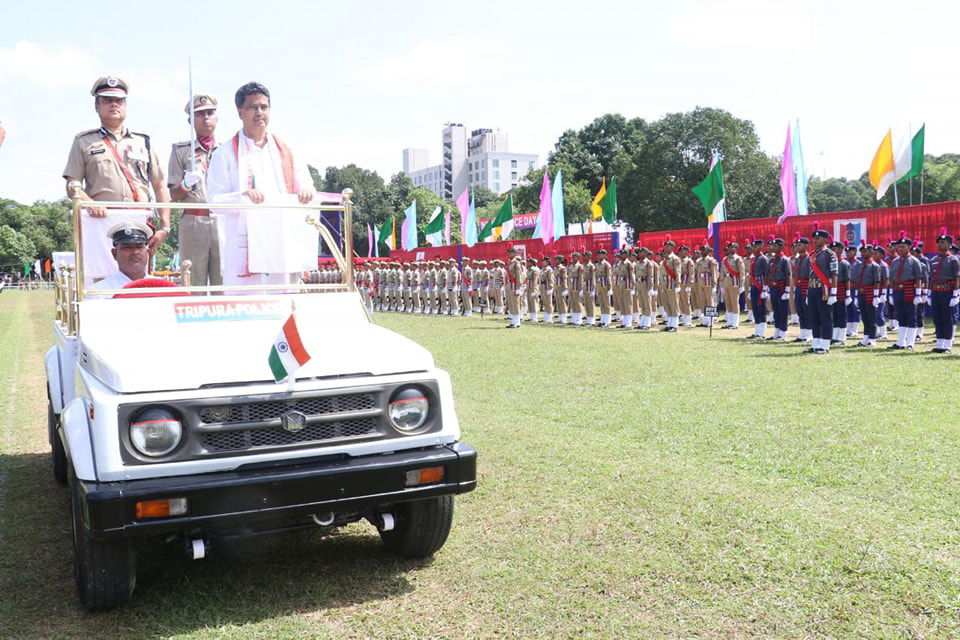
[169,94,221,289]
[596,249,612,326]
[679,245,695,326]
[540,255,555,323]
[505,245,525,328]
[583,250,597,325]
[569,251,585,325]
[719,241,746,329]
[64,76,171,256]
[526,257,540,322]
[461,258,474,316]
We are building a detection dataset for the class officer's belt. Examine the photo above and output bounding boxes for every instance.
[183,208,209,216]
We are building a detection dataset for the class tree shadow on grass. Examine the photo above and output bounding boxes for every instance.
[0,453,430,639]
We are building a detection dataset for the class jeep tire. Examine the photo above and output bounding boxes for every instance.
[50,402,67,485]
[380,495,454,559]
[69,465,136,611]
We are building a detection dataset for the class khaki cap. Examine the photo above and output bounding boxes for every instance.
[185,94,218,114]
[91,75,128,98]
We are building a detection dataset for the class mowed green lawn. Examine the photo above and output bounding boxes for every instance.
[1,291,959,639]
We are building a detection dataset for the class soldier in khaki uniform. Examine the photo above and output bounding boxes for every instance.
[659,241,682,332]
[679,245,695,326]
[595,249,612,326]
[720,242,746,329]
[634,248,655,329]
[63,76,172,277]
[168,94,221,289]
[569,251,585,325]
[539,255,556,323]
[436,261,449,314]
[526,257,540,322]
[490,260,505,314]
[696,245,720,327]
[447,259,461,315]
[554,255,570,324]
[583,250,597,325]
[461,258,474,316]
[618,251,636,328]
[505,246,525,328]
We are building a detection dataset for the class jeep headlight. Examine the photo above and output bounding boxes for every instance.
[387,387,430,433]
[130,407,183,457]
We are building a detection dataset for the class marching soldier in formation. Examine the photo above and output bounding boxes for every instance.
[766,238,791,340]
[828,241,850,345]
[461,257,474,317]
[792,238,812,343]
[679,245,695,327]
[806,228,838,354]
[746,238,769,339]
[583,250,597,326]
[540,255,555,323]
[596,249,612,327]
[660,241,682,332]
[569,251,585,325]
[929,230,960,353]
[635,247,655,330]
[720,241,745,330]
[526,257,540,322]
[554,255,569,324]
[447,258,461,316]
[852,244,883,348]
[887,236,925,350]
[912,242,931,343]
[845,244,862,339]
[695,244,719,327]
[505,245,525,328]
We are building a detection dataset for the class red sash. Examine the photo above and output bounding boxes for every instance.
[723,258,740,282]
[663,262,678,282]
[808,250,832,289]
[232,133,297,193]
[749,257,762,289]
[101,135,142,202]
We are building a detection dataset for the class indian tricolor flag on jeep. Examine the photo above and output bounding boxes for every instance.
[268,313,311,382]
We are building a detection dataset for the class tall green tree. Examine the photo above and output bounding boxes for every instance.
[0,224,36,268]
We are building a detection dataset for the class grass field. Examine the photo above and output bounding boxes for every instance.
[1,290,959,639]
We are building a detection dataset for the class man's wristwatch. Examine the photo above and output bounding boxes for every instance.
[159,226,171,234]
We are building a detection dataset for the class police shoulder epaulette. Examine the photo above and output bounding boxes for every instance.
[173,140,192,148]
[130,131,151,141]
[76,128,101,138]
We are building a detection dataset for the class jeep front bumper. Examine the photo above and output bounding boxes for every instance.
[77,442,476,540]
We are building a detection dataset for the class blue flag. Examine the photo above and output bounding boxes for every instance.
[551,168,565,242]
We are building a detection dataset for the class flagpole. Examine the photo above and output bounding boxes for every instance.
[920,167,924,205]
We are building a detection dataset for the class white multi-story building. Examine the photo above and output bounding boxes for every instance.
[403,124,538,199]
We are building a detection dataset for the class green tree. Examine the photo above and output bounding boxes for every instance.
[621,107,779,232]
[548,113,647,193]
[0,224,36,268]
[807,177,873,213]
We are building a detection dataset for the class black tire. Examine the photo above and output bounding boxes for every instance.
[69,465,136,611]
[380,495,454,559]
[50,402,67,485]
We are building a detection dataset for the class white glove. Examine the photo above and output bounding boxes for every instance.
[845,295,852,306]
[760,286,768,300]
[650,289,658,296]
[181,169,203,191]
[547,289,554,295]
[913,295,923,306]
[780,291,790,301]
[685,287,691,293]
[738,286,745,294]
[950,291,960,307]
[562,289,568,296]
[827,295,837,305]
[873,297,881,308]
[630,289,636,296]
[674,287,681,294]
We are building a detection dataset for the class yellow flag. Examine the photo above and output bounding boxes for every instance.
[590,178,606,220]
[869,130,895,191]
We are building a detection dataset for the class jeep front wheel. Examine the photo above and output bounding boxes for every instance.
[379,495,454,559]
[69,466,136,611]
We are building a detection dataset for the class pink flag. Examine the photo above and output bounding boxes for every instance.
[400,218,410,251]
[456,187,470,241]
[444,209,451,245]
[539,172,555,245]
[777,123,798,224]
[367,222,373,258]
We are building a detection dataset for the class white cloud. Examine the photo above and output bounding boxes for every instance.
[671,0,814,46]
[0,41,98,89]
[349,40,508,92]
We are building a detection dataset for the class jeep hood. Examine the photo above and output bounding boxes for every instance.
[77,293,434,393]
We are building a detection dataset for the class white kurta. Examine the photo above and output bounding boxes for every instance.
[206,130,316,292]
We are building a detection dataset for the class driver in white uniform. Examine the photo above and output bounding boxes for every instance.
[89,220,152,294]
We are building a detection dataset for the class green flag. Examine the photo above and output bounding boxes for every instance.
[601,177,617,224]
[691,161,726,217]
[423,205,444,235]
[377,218,392,244]
[478,194,514,242]
[895,124,924,185]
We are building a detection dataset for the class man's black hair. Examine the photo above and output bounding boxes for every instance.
[235,82,271,108]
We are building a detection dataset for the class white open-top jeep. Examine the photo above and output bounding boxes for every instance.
[46,187,476,611]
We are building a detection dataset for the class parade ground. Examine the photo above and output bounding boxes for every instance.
[1,290,958,639]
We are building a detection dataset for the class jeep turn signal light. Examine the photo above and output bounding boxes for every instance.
[135,498,188,519]
[405,466,444,487]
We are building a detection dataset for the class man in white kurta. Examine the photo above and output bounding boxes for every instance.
[206,81,316,290]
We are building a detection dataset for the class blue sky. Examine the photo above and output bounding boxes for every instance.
[1,0,955,204]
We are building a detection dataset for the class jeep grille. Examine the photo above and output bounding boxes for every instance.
[200,417,377,452]
[199,393,376,425]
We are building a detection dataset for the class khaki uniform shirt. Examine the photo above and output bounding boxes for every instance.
[168,140,218,204]
[64,127,163,201]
